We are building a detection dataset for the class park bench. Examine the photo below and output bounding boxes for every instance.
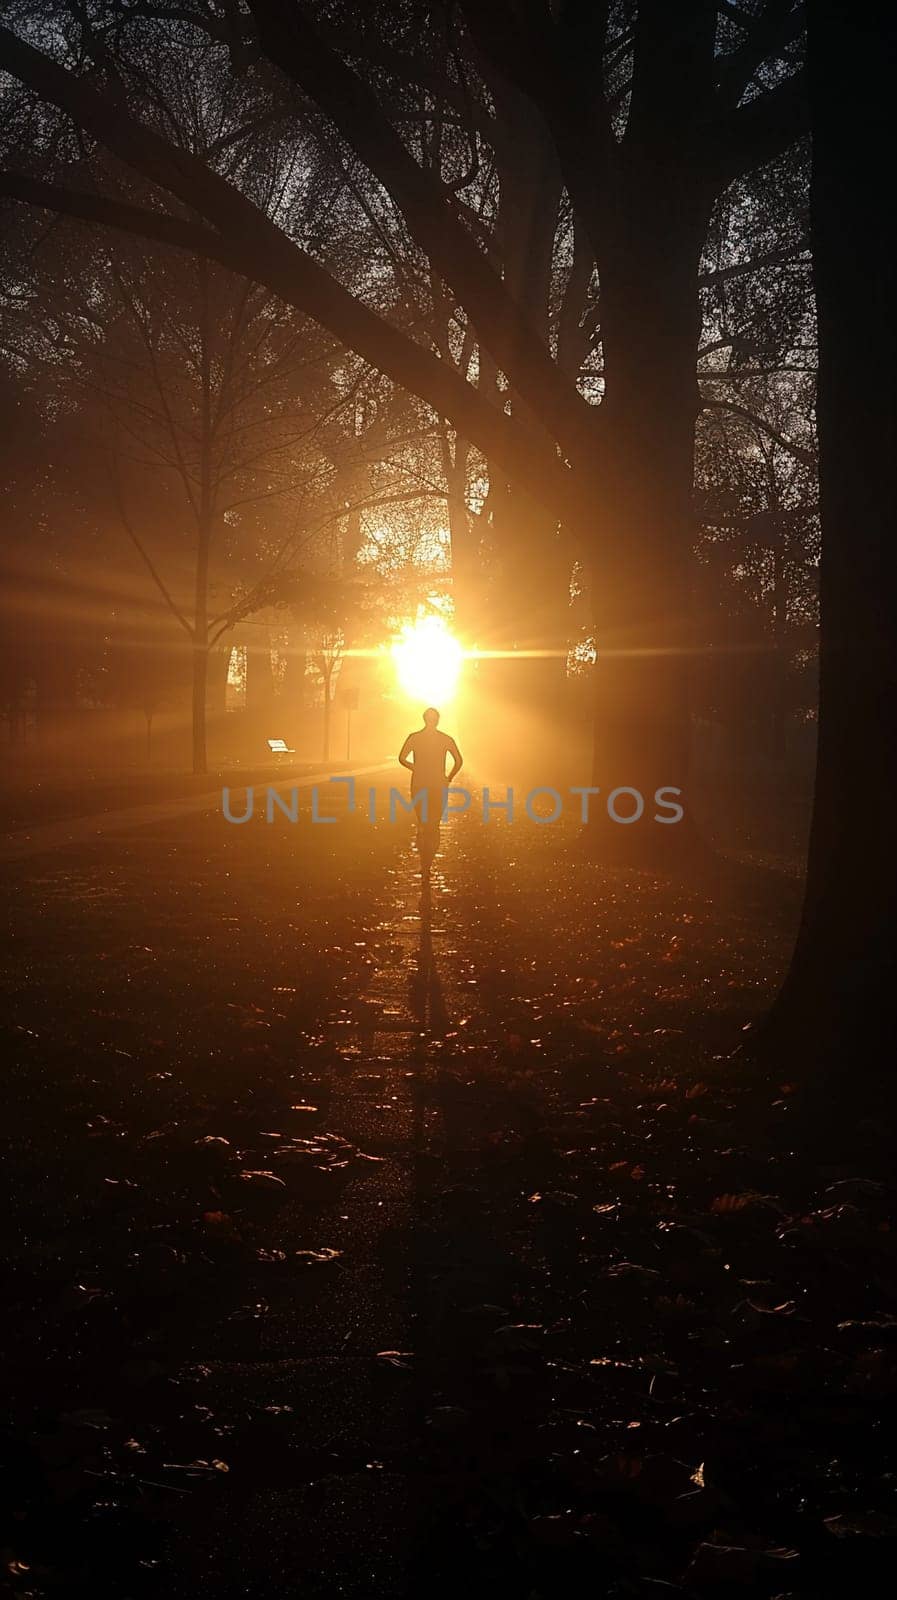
[266,737,295,760]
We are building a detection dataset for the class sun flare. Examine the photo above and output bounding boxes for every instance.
[391,614,463,706]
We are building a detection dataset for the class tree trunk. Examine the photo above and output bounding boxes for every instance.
[583,196,708,853]
[482,89,573,746]
[192,259,213,778]
[322,669,332,763]
[191,643,208,776]
[762,0,897,1085]
[443,429,480,641]
[479,481,572,782]
[769,542,787,763]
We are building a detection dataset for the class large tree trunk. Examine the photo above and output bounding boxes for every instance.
[584,192,709,852]
[483,85,573,751]
[762,0,897,1083]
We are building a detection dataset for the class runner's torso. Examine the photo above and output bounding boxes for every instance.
[407,729,453,792]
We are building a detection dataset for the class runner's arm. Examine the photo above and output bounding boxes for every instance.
[398,735,414,771]
[446,738,463,782]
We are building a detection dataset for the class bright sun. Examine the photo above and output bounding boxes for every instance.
[391,615,463,706]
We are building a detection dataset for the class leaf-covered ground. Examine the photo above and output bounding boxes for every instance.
[2,786,895,1598]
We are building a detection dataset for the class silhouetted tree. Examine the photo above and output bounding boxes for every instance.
[763,0,896,1096]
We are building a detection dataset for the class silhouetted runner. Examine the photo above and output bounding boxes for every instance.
[398,707,463,872]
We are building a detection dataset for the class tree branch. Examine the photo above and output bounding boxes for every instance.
[715,0,804,110]
[701,397,815,465]
[707,66,808,189]
[0,25,584,528]
[458,0,610,265]
[699,243,810,287]
[244,0,597,467]
[0,169,226,256]
[105,444,196,638]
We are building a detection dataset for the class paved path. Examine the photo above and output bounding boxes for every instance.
[163,814,479,1597]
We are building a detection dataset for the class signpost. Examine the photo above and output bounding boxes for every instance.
[337,685,359,761]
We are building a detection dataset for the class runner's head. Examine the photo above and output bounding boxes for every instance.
[423,707,440,728]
